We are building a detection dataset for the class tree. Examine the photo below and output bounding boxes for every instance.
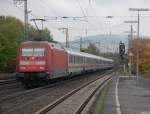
[130,39,150,78]
[28,25,53,41]
[0,16,23,72]
[81,43,100,55]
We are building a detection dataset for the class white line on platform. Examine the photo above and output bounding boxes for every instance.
[115,77,122,114]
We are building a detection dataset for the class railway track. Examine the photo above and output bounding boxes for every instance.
[35,74,112,114]
[1,71,113,114]
[0,71,111,103]
[0,79,17,85]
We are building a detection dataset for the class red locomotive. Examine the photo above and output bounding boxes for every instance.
[16,41,114,87]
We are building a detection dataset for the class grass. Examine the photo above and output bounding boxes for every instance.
[0,72,16,80]
[94,85,108,114]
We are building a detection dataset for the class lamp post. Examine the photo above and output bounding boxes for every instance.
[105,16,114,35]
[124,21,137,76]
[59,28,69,48]
[129,52,133,76]
[124,21,138,40]
[129,8,149,79]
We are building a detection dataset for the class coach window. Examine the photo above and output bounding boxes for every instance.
[72,55,73,63]
[71,55,73,64]
[87,58,89,64]
[74,56,76,64]
[85,58,87,64]
[79,56,80,64]
[78,56,80,64]
[104,61,106,64]
[71,55,74,64]
[71,55,72,63]
[80,57,82,64]
[74,56,77,64]
[76,56,77,64]
[69,55,71,64]
[81,57,83,64]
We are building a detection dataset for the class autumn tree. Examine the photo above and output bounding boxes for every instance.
[130,39,150,78]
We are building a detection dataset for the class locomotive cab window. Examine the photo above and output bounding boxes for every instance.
[21,48,45,56]
[34,48,45,56]
[22,48,33,56]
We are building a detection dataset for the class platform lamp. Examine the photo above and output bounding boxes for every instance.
[124,21,138,76]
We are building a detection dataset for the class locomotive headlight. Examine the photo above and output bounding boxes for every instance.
[20,66,26,70]
[39,67,45,70]
[36,61,45,65]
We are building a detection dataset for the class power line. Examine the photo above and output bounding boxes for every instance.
[85,1,91,14]
[0,7,10,15]
[6,0,39,18]
[38,0,57,17]
[59,27,69,48]
[75,0,87,18]
[13,0,28,41]
[75,0,98,32]
[38,0,71,33]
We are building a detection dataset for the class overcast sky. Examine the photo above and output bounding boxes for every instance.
[1,0,150,42]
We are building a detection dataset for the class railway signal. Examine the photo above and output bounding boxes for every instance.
[119,42,125,59]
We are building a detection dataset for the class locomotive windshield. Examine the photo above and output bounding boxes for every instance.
[34,48,45,56]
[22,48,33,56]
[22,48,45,56]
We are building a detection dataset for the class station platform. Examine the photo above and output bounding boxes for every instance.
[101,75,150,114]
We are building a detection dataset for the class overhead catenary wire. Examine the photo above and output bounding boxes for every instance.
[6,0,39,19]
[6,0,60,34]
[75,0,98,32]
[38,0,58,17]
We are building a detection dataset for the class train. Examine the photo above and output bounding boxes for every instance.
[16,41,114,87]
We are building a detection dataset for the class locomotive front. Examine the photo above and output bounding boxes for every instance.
[16,42,48,87]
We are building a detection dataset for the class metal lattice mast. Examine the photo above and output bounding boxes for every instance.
[59,28,69,48]
[14,0,28,41]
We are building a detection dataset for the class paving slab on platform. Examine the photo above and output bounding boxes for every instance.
[101,76,150,114]
[119,76,150,114]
